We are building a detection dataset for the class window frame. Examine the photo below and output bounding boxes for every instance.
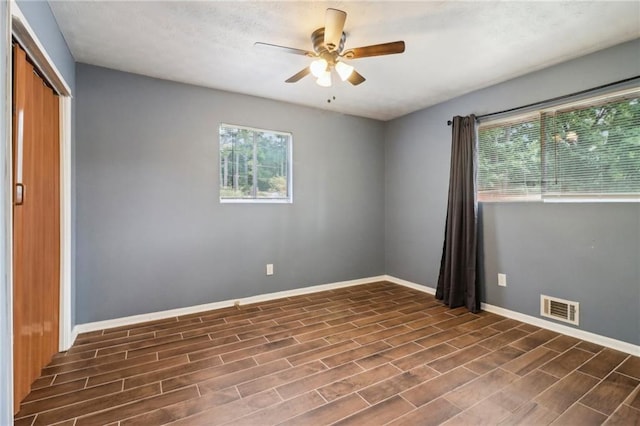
[477,87,640,203]
[219,123,293,204]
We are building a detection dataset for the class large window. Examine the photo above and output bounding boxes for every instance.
[219,124,292,203]
[478,89,640,201]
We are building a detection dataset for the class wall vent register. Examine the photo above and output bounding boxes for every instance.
[541,295,579,326]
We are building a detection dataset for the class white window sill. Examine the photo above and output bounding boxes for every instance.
[220,198,293,204]
[479,197,640,204]
[542,197,640,203]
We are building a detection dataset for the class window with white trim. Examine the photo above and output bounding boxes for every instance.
[478,89,640,201]
[219,124,292,203]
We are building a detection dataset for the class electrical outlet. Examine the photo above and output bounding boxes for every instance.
[498,273,507,287]
[266,264,274,276]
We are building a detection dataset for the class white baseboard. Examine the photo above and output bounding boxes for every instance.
[71,275,387,341]
[480,302,640,357]
[70,274,639,357]
[385,275,640,357]
[384,275,436,295]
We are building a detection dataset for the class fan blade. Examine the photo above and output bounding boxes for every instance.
[285,67,311,83]
[254,42,314,57]
[347,70,366,86]
[324,8,347,51]
[343,41,405,59]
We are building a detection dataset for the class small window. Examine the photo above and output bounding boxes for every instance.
[478,88,640,202]
[219,124,292,203]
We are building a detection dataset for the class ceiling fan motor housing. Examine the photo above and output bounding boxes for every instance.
[311,28,346,62]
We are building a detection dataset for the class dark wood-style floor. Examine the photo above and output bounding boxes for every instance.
[14,282,640,425]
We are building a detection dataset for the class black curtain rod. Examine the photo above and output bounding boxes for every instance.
[446,75,640,126]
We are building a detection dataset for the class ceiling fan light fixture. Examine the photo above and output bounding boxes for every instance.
[335,61,354,81]
[316,70,332,87]
[310,58,328,78]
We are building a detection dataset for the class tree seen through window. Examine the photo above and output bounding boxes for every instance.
[219,124,291,201]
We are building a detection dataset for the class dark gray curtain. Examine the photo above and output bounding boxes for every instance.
[436,115,479,313]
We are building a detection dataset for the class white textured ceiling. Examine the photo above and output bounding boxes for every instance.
[49,1,640,121]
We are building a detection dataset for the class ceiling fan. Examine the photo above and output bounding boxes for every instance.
[255,8,405,87]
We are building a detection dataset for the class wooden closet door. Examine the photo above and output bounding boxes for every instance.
[12,43,60,413]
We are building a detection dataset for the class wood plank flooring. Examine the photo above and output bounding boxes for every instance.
[14,282,640,425]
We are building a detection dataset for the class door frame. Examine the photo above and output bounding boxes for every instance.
[4,0,73,407]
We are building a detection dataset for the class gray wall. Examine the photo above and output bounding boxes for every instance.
[385,39,640,345]
[75,64,385,324]
[16,0,74,86]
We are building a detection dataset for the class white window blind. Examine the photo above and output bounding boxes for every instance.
[543,92,640,198]
[478,114,541,200]
[478,88,640,201]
